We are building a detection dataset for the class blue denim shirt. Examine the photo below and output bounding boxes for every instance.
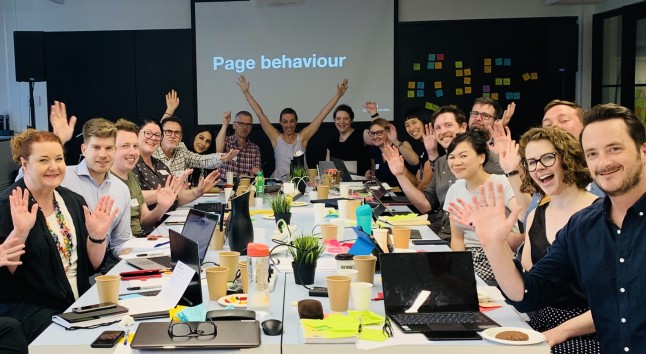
[509,192,646,353]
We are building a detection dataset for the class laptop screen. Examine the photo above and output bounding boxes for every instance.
[169,230,202,306]
[380,252,480,313]
[181,209,219,262]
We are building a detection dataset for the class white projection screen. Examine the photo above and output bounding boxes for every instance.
[193,0,395,124]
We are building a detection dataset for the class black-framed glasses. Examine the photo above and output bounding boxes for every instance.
[524,152,557,172]
[469,111,494,121]
[168,322,217,338]
[382,317,393,338]
[235,121,252,129]
[163,129,183,137]
[368,129,386,137]
[142,130,162,140]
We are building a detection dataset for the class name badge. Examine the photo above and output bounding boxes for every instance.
[159,170,169,176]
[375,164,380,170]
[130,198,139,207]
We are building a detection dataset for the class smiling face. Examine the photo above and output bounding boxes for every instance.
[114,130,140,174]
[524,139,566,196]
[433,113,467,149]
[542,104,584,138]
[280,113,297,135]
[334,110,352,135]
[161,121,183,151]
[404,117,424,140]
[138,122,162,156]
[233,113,253,140]
[21,141,66,190]
[193,131,212,153]
[447,141,485,180]
[468,103,496,130]
[582,119,646,197]
[81,136,116,177]
[369,124,389,147]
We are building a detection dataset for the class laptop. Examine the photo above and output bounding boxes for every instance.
[331,157,366,183]
[380,252,500,335]
[126,208,219,270]
[131,320,261,350]
[370,175,411,205]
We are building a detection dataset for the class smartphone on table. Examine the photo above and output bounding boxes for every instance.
[72,302,117,314]
[90,330,125,348]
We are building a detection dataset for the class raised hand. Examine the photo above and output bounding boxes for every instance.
[165,90,180,112]
[156,174,184,210]
[448,198,475,230]
[363,101,378,117]
[0,238,25,267]
[83,195,118,241]
[500,102,516,127]
[421,122,438,156]
[382,144,405,176]
[195,170,221,196]
[336,79,349,97]
[386,123,399,144]
[221,149,239,162]
[470,182,521,248]
[488,120,509,156]
[9,187,38,236]
[50,101,77,144]
[237,75,250,93]
[500,139,521,175]
[223,111,232,125]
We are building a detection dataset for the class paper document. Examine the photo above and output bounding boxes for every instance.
[122,237,169,250]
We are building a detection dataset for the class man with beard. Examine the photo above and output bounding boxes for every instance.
[470,103,646,353]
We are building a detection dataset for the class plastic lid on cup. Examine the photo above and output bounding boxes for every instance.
[335,253,354,261]
[247,243,269,257]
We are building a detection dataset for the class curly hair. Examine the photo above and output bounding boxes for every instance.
[519,126,591,194]
[11,129,63,164]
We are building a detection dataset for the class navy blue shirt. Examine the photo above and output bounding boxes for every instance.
[508,192,646,354]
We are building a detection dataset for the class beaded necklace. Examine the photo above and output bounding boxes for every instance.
[45,193,74,271]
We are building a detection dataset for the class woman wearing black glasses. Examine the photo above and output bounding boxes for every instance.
[365,119,416,188]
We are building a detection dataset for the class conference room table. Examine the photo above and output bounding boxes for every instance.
[29,190,549,353]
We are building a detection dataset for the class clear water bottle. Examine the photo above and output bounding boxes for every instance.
[247,243,270,311]
[255,171,265,198]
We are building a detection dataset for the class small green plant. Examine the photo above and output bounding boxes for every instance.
[288,233,325,264]
[290,166,308,183]
[269,193,292,214]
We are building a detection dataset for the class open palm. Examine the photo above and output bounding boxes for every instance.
[9,187,38,235]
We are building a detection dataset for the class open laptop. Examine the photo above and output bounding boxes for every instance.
[380,252,500,335]
[131,320,261,350]
[370,175,411,205]
[126,208,219,270]
[331,157,366,183]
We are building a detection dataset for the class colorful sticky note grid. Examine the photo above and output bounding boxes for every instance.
[464,68,472,76]
[465,87,472,94]
[484,66,492,74]
[483,85,491,92]
[522,73,531,81]
[427,62,434,69]
[435,89,443,97]
[495,78,503,85]
[434,81,442,89]
[492,93,499,100]
[484,58,492,66]
[456,69,464,77]
[495,58,503,66]
[437,54,444,61]
[455,61,463,69]
[531,72,538,80]
[513,92,521,99]
[506,92,513,100]
[407,90,415,98]
[504,58,511,66]
[483,93,491,98]
[428,54,436,61]
[456,88,464,96]
[413,63,421,71]
[417,90,424,97]
[435,62,443,69]
[417,82,425,89]
[408,81,416,89]
[503,78,511,86]
[464,77,471,85]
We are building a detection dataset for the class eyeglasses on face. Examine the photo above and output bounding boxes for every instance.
[368,129,386,137]
[163,129,183,137]
[142,130,162,140]
[167,321,217,338]
[235,121,252,129]
[469,111,494,121]
[524,152,557,172]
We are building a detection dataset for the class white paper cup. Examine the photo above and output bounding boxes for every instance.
[224,187,233,202]
[330,218,346,241]
[308,190,318,200]
[351,282,373,311]
[226,171,234,185]
[337,268,358,283]
[372,229,389,253]
[254,197,263,208]
[339,185,350,198]
[337,200,349,219]
[314,203,326,225]
[282,182,295,196]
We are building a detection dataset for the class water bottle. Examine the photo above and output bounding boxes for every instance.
[247,243,270,311]
[356,203,372,235]
[255,171,265,198]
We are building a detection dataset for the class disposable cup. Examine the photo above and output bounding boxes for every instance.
[226,171,234,185]
[351,282,373,311]
[314,203,326,225]
[95,275,120,304]
[330,218,346,241]
[347,200,361,220]
[337,200,348,218]
[339,185,350,198]
[392,227,411,249]
[337,268,358,283]
[320,224,338,242]
[224,188,233,202]
[254,197,263,208]
[210,226,225,250]
[317,185,330,199]
[218,251,240,281]
[326,275,352,312]
[372,228,390,253]
[205,266,229,301]
[282,182,295,196]
[308,190,318,200]
[353,255,377,284]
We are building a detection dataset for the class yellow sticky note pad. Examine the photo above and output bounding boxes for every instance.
[456,88,464,96]
[465,87,472,94]
[503,78,511,85]
[435,62,442,69]
[522,73,531,81]
[495,78,502,85]
[531,72,539,80]
[484,58,492,66]
[408,81,415,89]
[464,77,471,85]
[484,66,492,74]
[456,69,464,77]
[456,61,463,68]
[413,63,421,71]
[407,90,414,98]
[434,81,442,89]
[492,93,499,100]
[464,68,471,76]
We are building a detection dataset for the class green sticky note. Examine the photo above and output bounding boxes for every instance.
[503,78,511,85]
[495,78,503,85]
[358,328,389,342]
[455,61,463,68]
[407,90,414,98]
[413,63,421,71]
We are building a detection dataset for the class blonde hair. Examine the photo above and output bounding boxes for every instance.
[114,118,139,135]
[11,129,63,164]
[82,118,116,144]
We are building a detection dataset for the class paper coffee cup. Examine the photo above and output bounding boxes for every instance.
[314,203,326,225]
[392,227,411,249]
[339,185,350,198]
[254,197,263,208]
[372,229,390,253]
[95,275,120,304]
[353,255,377,284]
[210,226,225,250]
[347,200,361,220]
[351,282,373,311]
[282,182,295,196]
[330,218,346,241]
[226,171,234,185]
[337,268,358,283]
[317,185,330,199]
[320,224,338,242]
[337,200,349,218]
[205,266,229,301]
[326,275,352,312]
[218,251,240,281]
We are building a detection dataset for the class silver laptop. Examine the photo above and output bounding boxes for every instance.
[131,320,261,349]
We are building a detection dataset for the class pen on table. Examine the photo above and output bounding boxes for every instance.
[123,329,130,346]
[136,251,165,257]
[127,285,162,291]
[154,241,170,248]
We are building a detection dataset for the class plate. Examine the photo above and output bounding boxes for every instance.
[291,201,308,207]
[218,294,248,308]
[480,327,545,345]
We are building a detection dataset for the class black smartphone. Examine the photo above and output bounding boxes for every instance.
[90,330,125,348]
[72,302,117,314]
[412,239,448,246]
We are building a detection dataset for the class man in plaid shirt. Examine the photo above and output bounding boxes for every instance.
[215,111,262,176]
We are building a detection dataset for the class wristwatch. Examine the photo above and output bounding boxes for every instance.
[504,170,519,177]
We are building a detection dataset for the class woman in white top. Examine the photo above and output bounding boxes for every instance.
[442,129,523,282]
[237,75,348,179]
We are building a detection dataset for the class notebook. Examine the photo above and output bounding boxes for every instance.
[126,208,218,270]
[131,320,261,350]
[380,252,500,334]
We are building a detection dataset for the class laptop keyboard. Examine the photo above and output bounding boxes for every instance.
[148,255,173,269]
[391,312,488,325]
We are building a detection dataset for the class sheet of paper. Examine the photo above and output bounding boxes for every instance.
[122,237,169,250]
[119,249,170,260]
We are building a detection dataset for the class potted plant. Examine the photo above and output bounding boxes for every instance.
[269,193,292,231]
[288,233,325,285]
[290,166,309,195]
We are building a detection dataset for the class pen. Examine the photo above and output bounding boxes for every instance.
[123,329,130,346]
[136,251,165,257]
[154,241,170,248]
[127,285,162,291]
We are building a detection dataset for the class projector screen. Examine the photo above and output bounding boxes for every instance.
[193,0,395,124]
